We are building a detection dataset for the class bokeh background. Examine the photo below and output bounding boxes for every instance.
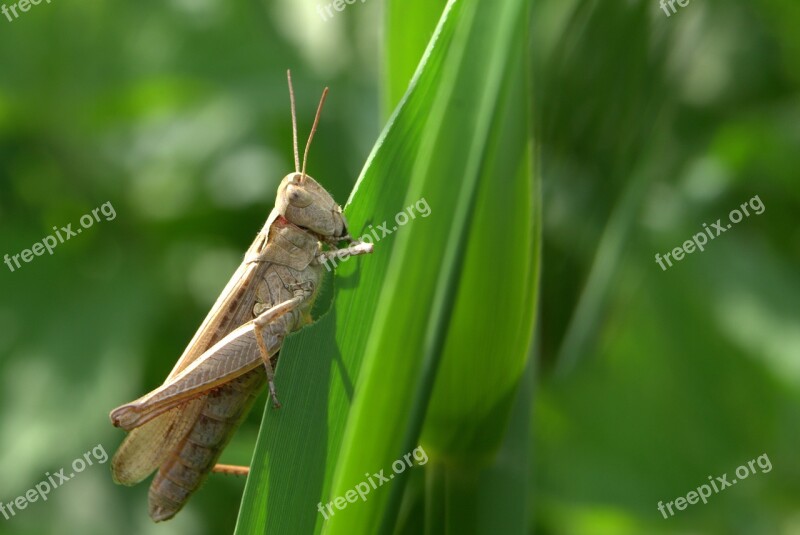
[0,0,798,534]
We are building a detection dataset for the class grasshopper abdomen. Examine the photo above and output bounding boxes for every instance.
[149,369,266,521]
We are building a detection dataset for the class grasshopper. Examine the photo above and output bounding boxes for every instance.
[109,71,373,522]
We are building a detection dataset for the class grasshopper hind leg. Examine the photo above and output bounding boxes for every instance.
[253,322,281,409]
[252,293,307,408]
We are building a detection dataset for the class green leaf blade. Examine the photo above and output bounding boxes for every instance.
[235,0,537,533]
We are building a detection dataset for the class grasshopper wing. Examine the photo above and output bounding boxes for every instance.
[111,400,204,485]
[110,215,275,484]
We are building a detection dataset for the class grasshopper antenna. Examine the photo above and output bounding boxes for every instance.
[300,86,329,183]
[287,70,300,174]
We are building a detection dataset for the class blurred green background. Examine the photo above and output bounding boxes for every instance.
[0,0,798,534]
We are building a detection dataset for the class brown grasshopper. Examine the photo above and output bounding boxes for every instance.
[108,71,373,522]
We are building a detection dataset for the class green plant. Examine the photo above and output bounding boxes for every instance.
[235,0,537,533]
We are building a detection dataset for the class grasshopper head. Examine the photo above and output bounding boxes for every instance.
[278,73,347,239]
[275,172,348,239]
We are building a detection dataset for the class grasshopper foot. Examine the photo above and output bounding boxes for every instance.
[268,382,281,409]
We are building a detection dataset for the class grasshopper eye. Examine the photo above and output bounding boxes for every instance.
[286,184,312,207]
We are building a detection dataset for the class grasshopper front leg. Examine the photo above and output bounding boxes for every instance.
[316,241,373,266]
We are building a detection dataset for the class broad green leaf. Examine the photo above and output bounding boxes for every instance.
[235,0,536,533]
[382,0,447,117]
